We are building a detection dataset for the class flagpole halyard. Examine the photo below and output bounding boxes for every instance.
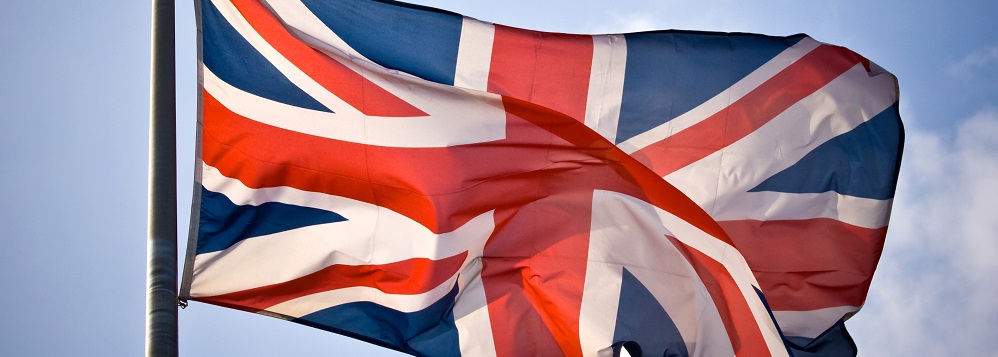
[146,0,178,355]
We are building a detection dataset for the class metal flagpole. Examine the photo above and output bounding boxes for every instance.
[146,0,178,355]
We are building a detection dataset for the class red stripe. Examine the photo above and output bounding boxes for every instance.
[719,218,887,311]
[482,31,594,356]
[229,0,425,117]
[631,44,865,177]
[668,236,772,357]
[195,252,467,313]
[488,25,594,122]
[481,192,593,357]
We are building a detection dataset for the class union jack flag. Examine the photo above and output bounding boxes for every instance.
[180,0,903,356]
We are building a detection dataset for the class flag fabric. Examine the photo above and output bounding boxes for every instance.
[180,0,903,356]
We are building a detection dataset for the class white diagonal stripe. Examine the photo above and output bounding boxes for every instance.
[190,164,494,297]
[208,0,508,147]
[204,66,506,147]
[773,305,860,339]
[618,37,822,154]
[665,63,898,217]
[209,0,362,115]
[266,276,459,317]
[588,190,787,356]
[261,0,371,62]
[712,191,892,229]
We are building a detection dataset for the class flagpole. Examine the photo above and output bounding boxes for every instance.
[146,0,178,355]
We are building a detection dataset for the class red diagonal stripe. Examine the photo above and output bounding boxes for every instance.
[196,251,467,313]
[668,236,771,357]
[229,0,426,117]
[720,218,887,310]
[631,44,865,177]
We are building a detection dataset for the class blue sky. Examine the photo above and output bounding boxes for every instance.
[1,0,996,355]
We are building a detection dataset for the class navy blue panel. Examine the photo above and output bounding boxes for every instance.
[784,318,858,357]
[295,284,461,357]
[301,0,462,85]
[613,268,689,357]
[196,187,346,255]
[616,32,804,143]
[201,0,330,112]
[750,103,903,200]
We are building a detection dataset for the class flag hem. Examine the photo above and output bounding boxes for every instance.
[179,0,206,302]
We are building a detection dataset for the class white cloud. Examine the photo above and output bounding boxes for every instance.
[948,46,998,77]
[850,108,998,355]
[587,2,755,35]
[607,12,662,34]
[585,12,658,35]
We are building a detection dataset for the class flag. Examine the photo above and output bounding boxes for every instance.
[180,0,903,356]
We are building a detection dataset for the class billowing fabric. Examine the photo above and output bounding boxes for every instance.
[180,0,902,356]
